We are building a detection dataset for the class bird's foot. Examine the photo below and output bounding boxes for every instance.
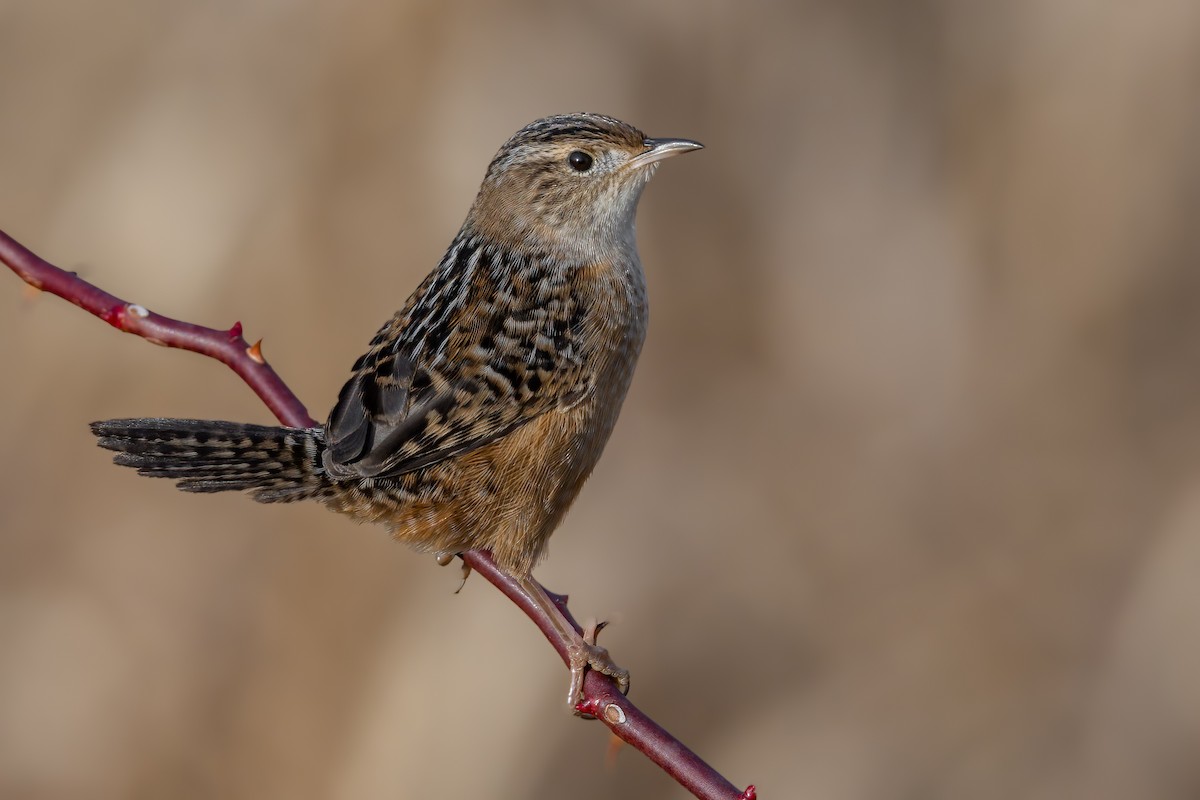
[567,620,630,715]
[434,552,471,593]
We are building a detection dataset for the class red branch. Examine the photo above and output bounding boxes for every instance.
[2,228,755,800]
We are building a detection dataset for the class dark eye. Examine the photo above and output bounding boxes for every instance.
[567,150,593,172]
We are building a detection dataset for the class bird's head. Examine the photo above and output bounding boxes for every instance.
[468,113,702,261]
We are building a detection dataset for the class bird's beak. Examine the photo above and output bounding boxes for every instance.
[626,137,704,170]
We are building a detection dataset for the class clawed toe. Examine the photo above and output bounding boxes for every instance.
[434,552,471,593]
[516,576,631,715]
[567,620,630,714]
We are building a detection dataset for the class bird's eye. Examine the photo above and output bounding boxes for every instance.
[567,150,593,172]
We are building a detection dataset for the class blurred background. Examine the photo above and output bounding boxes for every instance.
[2,1,1199,798]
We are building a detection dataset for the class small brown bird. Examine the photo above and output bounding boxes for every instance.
[91,113,702,709]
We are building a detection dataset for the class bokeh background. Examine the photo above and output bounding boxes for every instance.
[2,1,1200,798]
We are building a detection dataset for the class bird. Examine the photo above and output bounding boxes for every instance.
[90,113,702,710]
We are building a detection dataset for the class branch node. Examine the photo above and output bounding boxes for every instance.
[127,303,149,318]
[736,785,757,800]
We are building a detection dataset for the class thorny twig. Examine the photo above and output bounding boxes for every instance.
[2,227,756,800]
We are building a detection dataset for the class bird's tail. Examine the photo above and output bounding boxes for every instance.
[90,418,331,503]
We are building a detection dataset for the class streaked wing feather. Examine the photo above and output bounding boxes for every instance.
[323,236,586,480]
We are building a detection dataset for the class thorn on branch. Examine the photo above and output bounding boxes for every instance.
[228,321,243,340]
[247,339,265,364]
[736,785,757,800]
[575,696,626,725]
[575,697,603,719]
[100,305,124,327]
[547,589,569,612]
[605,731,625,769]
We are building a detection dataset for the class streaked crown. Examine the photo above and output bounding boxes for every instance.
[467,113,702,260]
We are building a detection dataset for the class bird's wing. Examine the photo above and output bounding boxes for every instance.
[323,238,589,480]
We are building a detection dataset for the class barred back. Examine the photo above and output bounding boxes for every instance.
[90,419,329,503]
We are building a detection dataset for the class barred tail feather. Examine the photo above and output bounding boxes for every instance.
[90,418,330,503]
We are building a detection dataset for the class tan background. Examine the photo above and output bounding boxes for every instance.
[3,2,1200,798]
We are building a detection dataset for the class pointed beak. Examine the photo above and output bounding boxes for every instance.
[626,137,704,170]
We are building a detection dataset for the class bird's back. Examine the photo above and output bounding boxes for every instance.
[318,233,648,575]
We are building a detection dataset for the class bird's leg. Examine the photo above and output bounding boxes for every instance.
[517,575,630,713]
